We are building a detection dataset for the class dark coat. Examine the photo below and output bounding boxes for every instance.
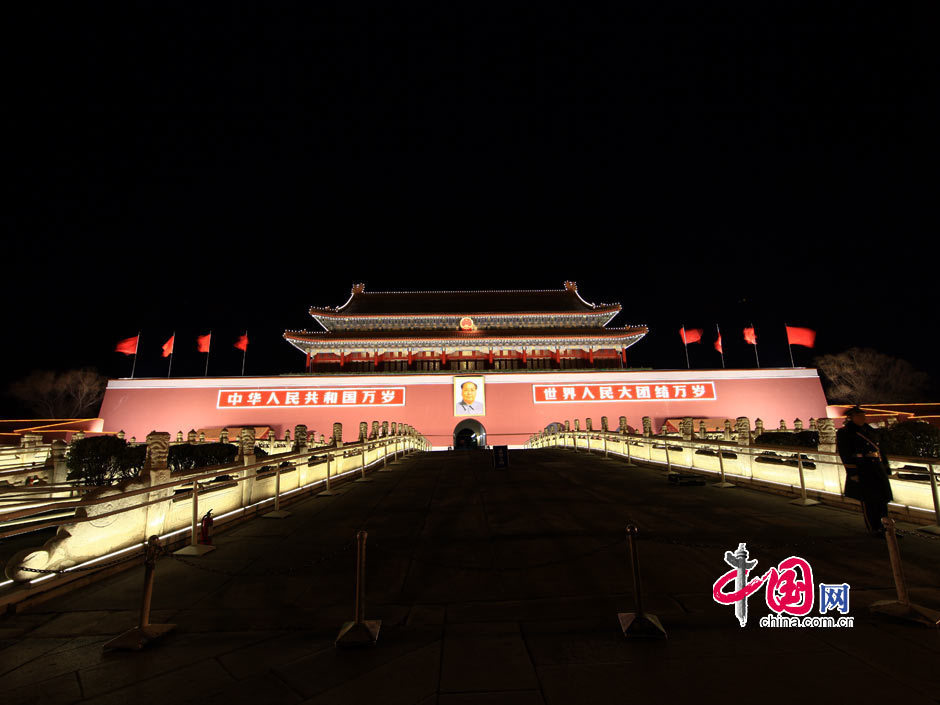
[836,421,894,503]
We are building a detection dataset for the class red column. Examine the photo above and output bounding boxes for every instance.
[621,348,627,363]
[488,348,493,364]
[589,348,594,364]
[374,351,380,368]
[305,350,311,371]
[441,350,447,366]
[408,350,413,365]
[522,348,527,364]
[554,348,560,363]
[340,352,345,368]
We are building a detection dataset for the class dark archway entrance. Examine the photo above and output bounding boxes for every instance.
[453,419,487,449]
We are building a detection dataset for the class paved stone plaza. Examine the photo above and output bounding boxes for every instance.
[2,449,939,704]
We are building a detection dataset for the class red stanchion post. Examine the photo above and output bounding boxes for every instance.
[870,518,940,627]
[265,462,292,519]
[336,530,381,647]
[618,525,667,638]
[104,536,177,651]
[790,453,819,506]
[175,478,215,556]
[712,447,735,488]
[318,453,339,496]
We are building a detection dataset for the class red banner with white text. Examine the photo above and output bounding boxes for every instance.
[532,382,717,403]
[217,387,406,409]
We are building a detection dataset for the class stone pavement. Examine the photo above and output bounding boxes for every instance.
[1,448,939,704]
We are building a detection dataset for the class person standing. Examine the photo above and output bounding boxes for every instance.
[836,406,894,536]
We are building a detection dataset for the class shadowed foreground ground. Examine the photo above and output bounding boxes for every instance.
[1,449,939,704]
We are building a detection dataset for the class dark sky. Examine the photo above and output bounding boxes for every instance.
[3,2,924,415]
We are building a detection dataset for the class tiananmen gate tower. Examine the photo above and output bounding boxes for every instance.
[98,283,830,447]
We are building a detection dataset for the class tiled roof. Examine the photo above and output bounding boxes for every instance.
[284,326,647,344]
[312,284,619,316]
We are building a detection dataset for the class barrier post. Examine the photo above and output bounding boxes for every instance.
[604,433,608,458]
[356,441,374,482]
[625,437,635,467]
[790,453,819,506]
[318,453,339,496]
[618,525,667,638]
[870,518,940,627]
[920,463,940,535]
[264,462,292,519]
[104,536,177,650]
[336,530,381,646]
[379,439,391,472]
[175,478,215,556]
[664,444,673,474]
[712,447,735,488]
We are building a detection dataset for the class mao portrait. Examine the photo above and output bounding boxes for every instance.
[454,376,485,416]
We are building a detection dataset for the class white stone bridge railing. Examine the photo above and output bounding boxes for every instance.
[1,421,428,589]
[526,415,940,529]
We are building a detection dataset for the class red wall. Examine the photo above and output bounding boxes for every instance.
[98,369,830,448]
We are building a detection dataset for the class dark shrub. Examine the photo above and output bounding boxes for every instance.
[754,430,819,448]
[880,421,940,459]
[67,435,142,485]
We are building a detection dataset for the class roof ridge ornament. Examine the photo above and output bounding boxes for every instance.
[563,281,578,292]
[351,283,366,295]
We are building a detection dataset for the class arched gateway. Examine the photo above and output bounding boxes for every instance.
[453,419,486,449]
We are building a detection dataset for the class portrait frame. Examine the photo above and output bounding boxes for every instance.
[454,375,486,417]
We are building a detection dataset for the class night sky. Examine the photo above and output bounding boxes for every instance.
[3,2,923,416]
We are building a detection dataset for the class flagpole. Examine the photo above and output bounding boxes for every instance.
[167,331,175,378]
[717,324,725,369]
[205,330,211,377]
[241,330,247,376]
[750,321,760,368]
[130,331,139,379]
[681,325,690,369]
[785,323,795,368]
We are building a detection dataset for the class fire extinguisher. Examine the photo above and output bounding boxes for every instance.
[199,509,214,545]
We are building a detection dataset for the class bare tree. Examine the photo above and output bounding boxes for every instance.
[814,348,929,403]
[8,368,108,418]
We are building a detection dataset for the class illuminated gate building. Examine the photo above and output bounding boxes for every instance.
[99,283,830,449]
[284,281,646,373]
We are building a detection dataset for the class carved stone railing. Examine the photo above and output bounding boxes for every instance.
[2,422,429,585]
[526,422,940,528]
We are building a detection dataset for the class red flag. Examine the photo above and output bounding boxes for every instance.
[786,326,816,348]
[743,327,757,345]
[680,327,703,345]
[234,333,249,351]
[714,332,723,354]
[161,335,175,358]
[115,335,139,355]
[197,333,212,353]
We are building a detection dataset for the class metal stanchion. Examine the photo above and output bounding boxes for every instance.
[356,443,374,482]
[712,447,735,488]
[264,463,292,518]
[379,440,391,472]
[318,454,339,496]
[104,536,176,651]
[624,438,636,467]
[664,444,674,474]
[790,454,819,506]
[175,478,215,556]
[336,530,381,647]
[920,463,940,535]
[618,525,667,638]
[870,518,940,627]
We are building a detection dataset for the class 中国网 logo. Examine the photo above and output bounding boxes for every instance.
[712,543,853,628]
